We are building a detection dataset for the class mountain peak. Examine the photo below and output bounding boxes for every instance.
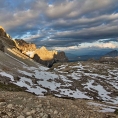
[0,26,5,31]
[105,50,118,57]
[0,26,11,39]
[40,46,47,51]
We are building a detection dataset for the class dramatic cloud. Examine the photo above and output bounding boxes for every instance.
[0,0,118,52]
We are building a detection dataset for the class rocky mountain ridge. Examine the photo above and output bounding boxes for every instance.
[104,50,118,57]
[15,39,68,67]
[0,27,68,67]
[14,39,36,53]
[98,50,118,64]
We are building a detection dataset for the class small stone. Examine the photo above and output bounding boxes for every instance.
[40,113,44,117]
[42,114,48,118]
[23,107,30,113]
[47,101,50,105]
[54,110,58,114]
[116,115,118,118]
[30,110,36,114]
[19,105,23,108]
[0,102,6,106]
[49,109,53,113]
[23,98,26,101]
[7,104,13,108]
[26,112,31,116]
[7,112,12,116]
[38,104,43,108]
[17,115,25,118]
[36,107,40,111]
[26,116,32,118]
[40,108,44,112]
[48,114,51,118]
[47,106,50,109]
[0,98,5,102]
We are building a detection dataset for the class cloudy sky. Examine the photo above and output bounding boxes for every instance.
[0,0,118,54]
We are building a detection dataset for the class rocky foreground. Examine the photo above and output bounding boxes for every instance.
[0,91,118,118]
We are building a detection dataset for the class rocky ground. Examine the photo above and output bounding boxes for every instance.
[0,91,118,118]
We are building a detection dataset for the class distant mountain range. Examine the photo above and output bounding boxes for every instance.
[65,53,78,62]
[66,50,118,61]
[104,50,118,57]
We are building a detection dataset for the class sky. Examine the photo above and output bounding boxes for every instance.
[0,0,118,55]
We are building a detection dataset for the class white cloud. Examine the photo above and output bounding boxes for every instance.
[0,0,118,49]
[51,46,79,51]
[24,34,41,42]
[96,42,117,48]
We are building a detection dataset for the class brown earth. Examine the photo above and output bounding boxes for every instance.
[0,91,117,118]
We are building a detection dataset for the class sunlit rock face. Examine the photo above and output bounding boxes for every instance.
[35,46,58,61]
[33,47,68,67]
[14,39,36,54]
[14,39,68,67]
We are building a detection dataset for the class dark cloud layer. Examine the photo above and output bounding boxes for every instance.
[0,0,118,49]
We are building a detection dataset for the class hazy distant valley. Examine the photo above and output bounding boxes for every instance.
[66,49,118,62]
